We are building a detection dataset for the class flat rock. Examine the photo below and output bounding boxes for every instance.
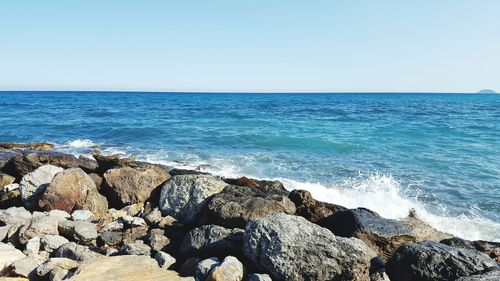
[207,256,244,281]
[402,215,453,242]
[120,241,151,256]
[179,225,244,259]
[68,255,193,281]
[97,231,123,247]
[41,235,70,252]
[18,214,60,244]
[0,243,26,275]
[54,242,101,262]
[6,256,39,278]
[36,257,79,277]
[58,220,98,242]
[386,240,498,281]
[159,175,228,224]
[0,142,54,151]
[0,207,32,226]
[319,207,415,259]
[19,165,63,209]
[244,213,374,281]
[205,185,296,228]
[39,168,108,218]
[71,210,94,222]
[102,165,170,208]
[288,189,346,222]
[154,251,176,269]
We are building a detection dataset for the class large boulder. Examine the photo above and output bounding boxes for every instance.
[319,208,415,259]
[2,152,97,181]
[244,213,374,281]
[19,165,63,209]
[386,241,498,281]
[102,165,170,208]
[67,255,193,281]
[288,189,346,223]
[205,185,296,228]
[179,225,244,259]
[441,237,500,262]
[159,175,227,224]
[38,168,108,218]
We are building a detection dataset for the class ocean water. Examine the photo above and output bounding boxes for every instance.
[1,92,499,241]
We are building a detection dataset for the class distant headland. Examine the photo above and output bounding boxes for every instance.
[477,89,497,94]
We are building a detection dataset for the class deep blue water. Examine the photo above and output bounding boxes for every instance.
[1,92,499,241]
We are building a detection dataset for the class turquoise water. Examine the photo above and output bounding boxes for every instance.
[1,92,499,241]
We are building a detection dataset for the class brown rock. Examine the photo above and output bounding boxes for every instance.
[122,226,148,244]
[0,142,54,151]
[288,189,347,223]
[0,172,15,188]
[402,215,453,242]
[223,176,288,195]
[38,168,108,218]
[102,166,170,208]
[88,173,102,191]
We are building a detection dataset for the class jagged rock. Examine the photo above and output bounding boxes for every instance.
[122,226,148,244]
[102,165,170,208]
[121,215,147,227]
[319,208,415,259]
[0,207,32,226]
[71,210,94,222]
[402,215,453,241]
[97,231,123,247]
[58,220,97,243]
[244,213,374,281]
[39,168,108,218]
[179,257,201,277]
[54,242,101,262]
[195,258,220,281]
[158,215,177,229]
[6,256,39,278]
[120,241,151,256]
[456,268,500,281]
[179,225,244,259]
[207,256,244,281]
[0,142,54,151]
[41,235,70,252]
[223,176,288,196]
[441,237,500,262]
[0,243,26,275]
[24,237,40,255]
[288,189,346,222]
[205,185,296,228]
[386,241,497,281]
[18,214,60,244]
[246,274,272,281]
[36,257,79,277]
[154,251,176,269]
[68,255,192,281]
[2,152,97,181]
[143,207,162,225]
[0,172,15,188]
[146,228,170,252]
[50,266,71,281]
[19,165,63,209]
[121,202,144,216]
[159,175,227,224]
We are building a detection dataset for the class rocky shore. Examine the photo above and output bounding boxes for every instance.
[0,142,498,281]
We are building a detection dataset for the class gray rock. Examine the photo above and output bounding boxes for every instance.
[159,175,228,224]
[144,207,162,225]
[180,225,244,259]
[36,257,79,277]
[441,237,500,262]
[19,164,63,209]
[246,274,272,281]
[98,231,123,247]
[122,215,147,227]
[58,220,98,242]
[0,242,26,275]
[121,240,151,256]
[456,268,500,281]
[54,242,101,262]
[205,185,296,228]
[207,256,244,281]
[0,225,10,241]
[24,236,41,255]
[122,226,149,244]
[244,213,374,281]
[146,228,170,252]
[319,207,415,259]
[195,257,220,281]
[154,251,176,269]
[100,220,124,232]
[41,235,70,252]
[8,256,40,278]
[386,240,498,281]
[0,206,32,226]
[48,209,72,220]
[18,214,60,244]
[50,266,71,281]
[71,210,94,221]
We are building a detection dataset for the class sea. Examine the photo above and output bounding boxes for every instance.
[1,91,499,241]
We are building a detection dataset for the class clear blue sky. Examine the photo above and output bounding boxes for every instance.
[0,0,498,92]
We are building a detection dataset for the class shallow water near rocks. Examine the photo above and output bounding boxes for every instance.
[1,92,499,241]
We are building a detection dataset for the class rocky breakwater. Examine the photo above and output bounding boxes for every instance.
[0,141,498,281]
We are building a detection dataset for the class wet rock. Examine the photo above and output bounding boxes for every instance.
[0,172,15,188]
[155,251,176,269]
[179,225,244,259]
[246,274,272,281]
[195,258,220,281]
[71,210,94,222]
[53,242,101,262]
[319,208,415,259]
[97,231,123,247]
[159,175,227,224]
[223,176,288,196]
[207,256,244,281]
[205,185,296,228]
[2,152,97,181]
[179,257,202,277]
[58,220,98,243]
[120,240,151,256]
[39,168,108,218]
[18,214,60,244]
[0,243,26,275]
[244,213,374,281]
[68,255,193,281]
[41,235,70,253]
[0,142,54,151]
[146,228,170,252]
[19,165,63,209]
[440,237,500,262]
[386,240,497,281]
[102,166,170,209]
[288,189,346,222]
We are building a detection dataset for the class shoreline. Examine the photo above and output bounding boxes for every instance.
[1,142,499,280]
